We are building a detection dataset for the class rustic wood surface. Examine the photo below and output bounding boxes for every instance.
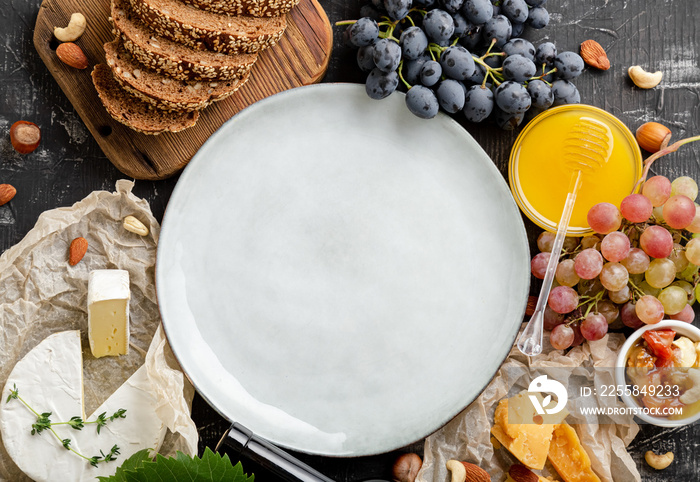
[32,0,332,179]
[1,0,700,481]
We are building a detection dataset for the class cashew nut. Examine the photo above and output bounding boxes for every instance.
[628,65,663,89]
[445,460,466,482]
[645,450,674,470]
[54,13,87,42]
[679,368,700,404]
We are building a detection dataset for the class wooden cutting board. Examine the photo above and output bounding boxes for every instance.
[33,0,333,180]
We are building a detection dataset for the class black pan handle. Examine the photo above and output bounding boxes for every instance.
[216,422,335,482]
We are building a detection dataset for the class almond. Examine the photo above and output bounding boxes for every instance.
[580,40,610,70]
[508,464,539,482]
[68,237,88,266]
[56,42,88,69]
[0,184,17,206]
[446,460,491,482]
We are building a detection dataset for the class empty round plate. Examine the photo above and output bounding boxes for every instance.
[156,83,530,456]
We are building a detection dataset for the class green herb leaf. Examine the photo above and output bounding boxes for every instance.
[97,448,254,482]
[31,412,52,435]
[6,384,19,403]
[62,438,72,449]
[68,416,85,430]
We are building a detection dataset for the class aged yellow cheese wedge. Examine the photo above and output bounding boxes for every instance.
[548,423,601,482]
[491,392,568,470]
[88,269,130,358]
[505,476,559,482]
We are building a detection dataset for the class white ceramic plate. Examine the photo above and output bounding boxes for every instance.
[156,83,530,456]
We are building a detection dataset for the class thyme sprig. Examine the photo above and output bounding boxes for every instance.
[6,384,126,468]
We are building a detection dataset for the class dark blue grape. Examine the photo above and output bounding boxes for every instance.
[501,0,528,23]
[502,38,535,60]
[502,54,536,82]
[458,25,482,50]
[440,45,476,80]
[468,63,486,83]
[403,54,431,84]
[535,42,557,65]
[493,106,525,130]
[441,0,465,14]
[384,0,411,21]
[436,79,466,113]
[405,85,440,118]
[346,18,380,47]
[400,26,429,60]
[554,51,584,80]
[451,12,471,37]
[483,15,512,47]
[495,80,531,113]
[420,60,443,86]
[414,0,437,7]
[357,44,376,72]
[526,79,553,109]
[491,4,500,15]
[527,7,549,29]
[365,68,399,99]
[373,38,402,73]
[525,0,546,6]
[510,21,525,37]
[463,85,494,122]
[461,0,493,24]
[551,79,580,105]
[423,9,455,43]
[483,53,504,68]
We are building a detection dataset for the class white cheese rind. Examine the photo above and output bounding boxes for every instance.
[0,330,167,481]
[88,269,131,357]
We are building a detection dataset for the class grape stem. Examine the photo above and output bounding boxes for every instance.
[397,60,412,90]
[633,135,700,193]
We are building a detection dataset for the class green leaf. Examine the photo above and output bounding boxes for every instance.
[98,448,254,482]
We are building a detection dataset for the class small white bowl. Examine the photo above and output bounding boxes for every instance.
[615,319,700,427]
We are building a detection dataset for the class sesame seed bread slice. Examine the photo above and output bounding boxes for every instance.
[112,0,258,81]
[104,39,250,112]
[179,0,300,17]
[92,64,199,135]
[127,0,287,54]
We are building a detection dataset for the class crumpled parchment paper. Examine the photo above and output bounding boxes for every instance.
[0,180,198,480]
[417,330,641,482]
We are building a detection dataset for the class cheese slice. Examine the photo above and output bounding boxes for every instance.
[0,331,166,481]
[88,269,130,358]
[548,423,601,482]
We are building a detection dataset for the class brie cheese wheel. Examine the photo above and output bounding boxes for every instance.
[0,331,166,481]
[88,269,130,358]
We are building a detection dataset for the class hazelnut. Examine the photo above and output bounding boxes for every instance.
[636,122,672,153]
[10,120,41,154]
[392,453,422,482]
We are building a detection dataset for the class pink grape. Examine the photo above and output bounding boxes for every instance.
[587,202,622,234]
[548,286,579,314]
[555,259,580,287]
[635,295,665,324]
[620,247,650,274]
[580,313,608,341]
[577,277,604,297]
[580,235,601,250]
[621,302,644,329]
[620,193,653,222]
[686,205,700,233]
[670,176,698,201]
[642,175,672,207]
[571,323,585,346]
[600,231,631,262]
[662,195,696,229]
[574,248,604,279]
[550,324,574,350]
[597,300,619,324]
[537,231,555,252]
[531,252,551,279]
[639,225,673,258]
[668,243,689,272]
[599,262,629,291]
[608,286,631,304]
[684,237,700,265]
[543,305,565,331]
[670,304,695,323]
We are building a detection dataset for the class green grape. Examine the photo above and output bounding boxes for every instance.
[669,243,689,272]
[671,176,699,201]
[645,258,676,289]
[678,263,699,282]
[686,238,700,265]
[600,262,629,291]
[658,286,688,315]
[671,280,695,305]
[638,280,661,297]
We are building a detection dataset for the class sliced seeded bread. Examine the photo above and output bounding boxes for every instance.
[104,39,250,112]
[127,0,287,54]
[111,0,258,81]
[92,64,199,135]
[178,0,300,17]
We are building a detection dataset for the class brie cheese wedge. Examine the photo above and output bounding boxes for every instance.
[88,269,130,358]
[0,331,166,481]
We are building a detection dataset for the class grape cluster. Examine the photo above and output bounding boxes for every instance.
[531,174,700,351]
[340,0,585,127]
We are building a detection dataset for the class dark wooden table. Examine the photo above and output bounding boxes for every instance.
[1,0,699,480]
